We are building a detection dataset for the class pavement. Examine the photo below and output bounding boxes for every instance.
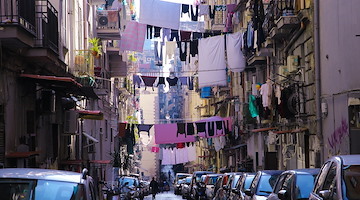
[144,191,183,200]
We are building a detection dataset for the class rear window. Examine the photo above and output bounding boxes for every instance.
[255,174,279,196]
[0,179,84,200]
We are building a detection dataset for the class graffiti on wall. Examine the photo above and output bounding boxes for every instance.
[328,118,349,151]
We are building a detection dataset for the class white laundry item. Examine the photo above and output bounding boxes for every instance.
[226,32,246,73]
[260,81,273,108]
[213,137,222,152]
[187,144,197,162]
[182,147,189,163]
[162,148,170,165]
[276,85,281,105]
[166,41,177,59]
[219,136,226,149]
[198,35,227,88]
[169,148,176,165]
[139,0,181,30]
[199,4,209,16]
[175,148,181,164]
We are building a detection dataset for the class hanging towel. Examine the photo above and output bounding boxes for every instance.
[141,76,157,90]
[226,32,246,72]
[187,144,197,162]
[120,21,147,52]
[155,123,196,144]
[139,0,181,30]
[198,35,227,88]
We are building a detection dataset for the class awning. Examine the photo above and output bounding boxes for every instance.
[78,110,103,120]
[20,74,99,99]
[251,127,278,133]
[5,151,41,158]
[89,160,111,164]
[20,74,82,87]
[82,132,99,143]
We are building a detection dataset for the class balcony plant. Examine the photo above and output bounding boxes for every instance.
[89,37,102,57]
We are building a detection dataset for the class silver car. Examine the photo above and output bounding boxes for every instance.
[309,155,360,200]
[0,168,99,200]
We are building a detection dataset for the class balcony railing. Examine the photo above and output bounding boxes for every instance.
[0,0,36,35]
[35,0,58,53]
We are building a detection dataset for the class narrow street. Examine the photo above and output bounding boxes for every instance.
[144,191,183,200]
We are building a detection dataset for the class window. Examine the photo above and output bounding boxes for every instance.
[273,174,287,193]
[322,162,337,190]
[314,161,332,193]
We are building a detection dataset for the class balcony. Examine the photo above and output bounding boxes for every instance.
[25,0,65,75]
[96,10,120,40]
[0,0,36,49]
[73,50,95,77]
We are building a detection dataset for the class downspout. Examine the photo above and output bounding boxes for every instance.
[314,0,324,163]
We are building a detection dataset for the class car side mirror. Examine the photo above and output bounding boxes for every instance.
[244,189,252,196]
[319,190,331,199]
[278,189,287,200]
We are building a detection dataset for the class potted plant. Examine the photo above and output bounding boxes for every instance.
[89,37,102,57]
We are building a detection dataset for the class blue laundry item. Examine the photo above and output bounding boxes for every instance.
[200,87,212,98]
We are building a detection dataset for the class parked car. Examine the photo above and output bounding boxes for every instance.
[174,178,186,195]
[267,168,320,200]
[232,172,256,200]
[0,168,100,200]
[117,176,143,200]
[213,172,235,200]
[203,173,223,200]
[224,172,243,199]
[174,173,191,195]
[309,155,360,200]
[244,170,284,200]
[140,180,150,196]
[189,171,215,200]
[182,176,193,199]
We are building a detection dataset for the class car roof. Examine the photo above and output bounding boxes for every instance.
[206,173,223,177]
[0,168,84,183]
[259,170,284,175]
[193,171,214,174]
[283,168,320,175]
[333,155,360,165]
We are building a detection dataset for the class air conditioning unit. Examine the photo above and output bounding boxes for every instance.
[97,10,119,29]
[278,65,288,81]
[64,110,78,134]
[287,55,299,73]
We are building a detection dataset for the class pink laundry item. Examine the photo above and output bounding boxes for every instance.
[120,21,147,52]
[155,123,196,144]
[151,146,160,153]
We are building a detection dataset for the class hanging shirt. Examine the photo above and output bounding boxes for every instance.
[249,94,259,118]
[166,77,179,87]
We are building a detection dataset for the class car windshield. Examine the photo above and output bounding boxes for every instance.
[343,165,360,200]
[242,175,255,191]
[231,175,241,189]
[185,177,192,183]
[295,174,317,199]
[195,174,206,182]
[119,177,137,187]
[208,176,219,185]
[0,179,84,200]
[256,174,279,196]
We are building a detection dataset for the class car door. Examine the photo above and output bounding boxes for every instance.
[268,173,288,200]
[309,161,338,200]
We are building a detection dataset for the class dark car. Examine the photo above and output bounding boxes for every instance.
[232,172,256,200]
[0,168,99,200]
[224,172,243,199]
[267,168,320,200]
[174,173,191,195]
[309,155,360,200]
[244,170,284,200]
[213,172,235,200]
[189,171,215,200]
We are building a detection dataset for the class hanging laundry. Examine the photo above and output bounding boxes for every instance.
[190,5,199,21]
[176,143,185,149]
[137,124,153,136]
[139,0,181,30]
[198,35,227,88]
[207,121,215,137]
[141,76,157,90]
[118,123,127,138]
[154,41,163,66]
[179,77,188,86]
[186,123,195,135]
[249,94,259,118]
[170,29,180,41]
[163,28,171,42]
[192,32,203,40]
[180,31,192,41]
[166,77,179,87]
[177,123,186,136]
[188,76,194,90]
[190,40,198,57]
[133,74,142,88]
[154,26,162,38]
[226,32,246,73]
[155,123,196,144]
[181,4,190,17]
[120,21,147,52]
[177,42,188,61]
[187,144,197,162]
[146,25,153,39]
[157,77,166,87]
[215,121,224,135]
[166,41,177,59]
[196,122,207,136]
[151,146,160,153]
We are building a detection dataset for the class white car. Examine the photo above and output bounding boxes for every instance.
[0,168,99,200]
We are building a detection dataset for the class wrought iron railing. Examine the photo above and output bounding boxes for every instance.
[0,0,36,35]
[35,0,58,53]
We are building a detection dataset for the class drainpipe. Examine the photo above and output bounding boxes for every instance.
[284,21,307,56]
[314,0,324,163]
